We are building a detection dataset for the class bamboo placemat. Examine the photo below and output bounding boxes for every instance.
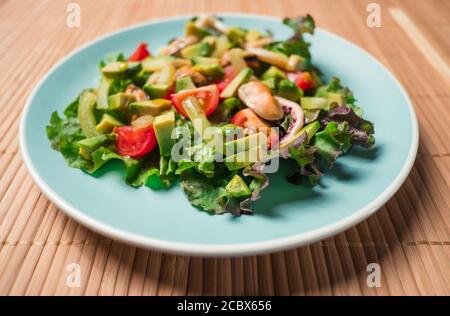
[0,0,449,296]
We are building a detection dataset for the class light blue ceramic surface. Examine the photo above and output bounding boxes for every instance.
[20,14,418,256]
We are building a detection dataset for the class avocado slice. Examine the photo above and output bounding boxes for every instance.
[175,76,196,92]
[192,56,220,65]
[107,92,136,112]
[96,113,123,134]
[185,21,211,39]
[225,175,251,198]
[279,121,321,149]
[227,27,246,46]
[141,56,173,72]
[96,76,112,109]
[300,97,329,110]
[180,42,211,59]
[192,64,224,80]
[129,99,172,116]
[224,145,264,171]
[212,35,231,58]
[262,77,278,90]
[261,66,287,81]
[78,90,98,138]
[300,121,321,142]
[101,61,141,78]
[78,134,108,160]
[327,92,344,106]
[224,132,267,156]
[153,111,175,157]
[220,67,253,98]
[143,83,170,99]
[277,79,303,102]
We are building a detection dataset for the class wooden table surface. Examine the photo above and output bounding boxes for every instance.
[0,0,449,296]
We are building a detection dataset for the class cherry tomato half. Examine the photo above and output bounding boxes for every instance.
[171,84,219,117]
[128,43,150,62]
[115,125,157,158]
[295,72,315,92]
[216,66,235,92]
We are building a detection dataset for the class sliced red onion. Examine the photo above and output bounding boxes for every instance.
[274,96,305,148]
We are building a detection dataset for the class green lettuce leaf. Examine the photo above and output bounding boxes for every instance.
[289,144,317,167]
[46,97,91,169]
[321,106,375,148]
[180,172,233,214]
[316,77,363,117]
[313,121,351,164]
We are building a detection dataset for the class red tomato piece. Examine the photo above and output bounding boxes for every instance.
[295,72,315,92]
[128,43,150,62]
[216,66,235,92]
[115,125,157,158]
[171,85,219,117]
[164,85,175,100]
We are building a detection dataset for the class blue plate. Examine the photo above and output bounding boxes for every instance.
[20,14,418,256]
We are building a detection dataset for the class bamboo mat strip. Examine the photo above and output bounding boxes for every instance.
[0,0,449,296]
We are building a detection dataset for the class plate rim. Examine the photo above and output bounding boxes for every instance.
[19,13,419,256]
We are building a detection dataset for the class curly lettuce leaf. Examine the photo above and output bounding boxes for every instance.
[313,121,351,164]
[322,106,375,148]
[289,144,317,167]
[180,172,233,214]
[286,162,323,186]
[283,14,315,38]
[265,15,315,61]
[316,77,363,117]
[46,98,91,169]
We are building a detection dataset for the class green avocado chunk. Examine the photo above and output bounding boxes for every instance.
[101,61,141,78]
[299,121,321,142]
[129,99,172,116]
[153,111,175,157]
[225,175,251,198]
[96,76,112,109]
[78,90,98,138]
[192,56,220,65]
[192,64,224,80]
[181,42,211,59]
[277,79,303,101]
[300,97,329,110]
[107,92,136,112]
[175,76,196,92]
[220,67,253,98]
[327,92,344,106]
[262,66,287,81]
[185,21,211,39]
[262,77,278,90]
[96,113,123,134]
[78,134,108,160]
[141,56,173,72]
[227,27,246,46]
[224,133,267,156]
[143,83,170,99]
[224,146,263,171]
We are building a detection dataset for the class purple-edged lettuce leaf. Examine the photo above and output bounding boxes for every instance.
[321,106,375,148]
[313,121,351,164]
